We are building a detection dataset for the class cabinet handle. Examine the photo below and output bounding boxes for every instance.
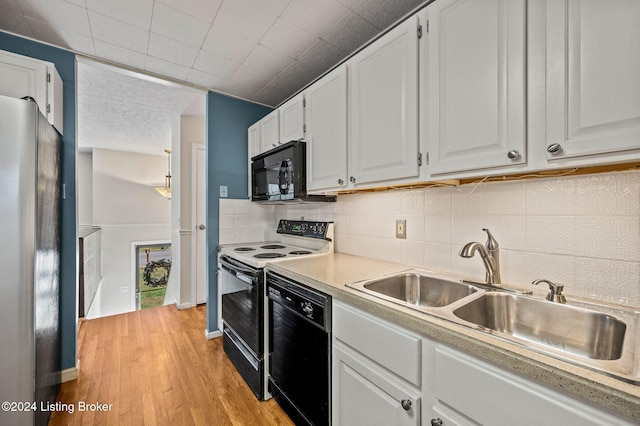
[338,179,344,185]
[547,143,563,155]
[400,399,412,411]
[198,224,205,230]
[272,143,277,147]
[349,176,356,183]
[430,418,443,426]
[507,150,520,160]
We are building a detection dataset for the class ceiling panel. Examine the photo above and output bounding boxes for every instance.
[1,0,429,153]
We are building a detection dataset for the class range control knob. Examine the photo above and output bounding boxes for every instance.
[301,302,314,318]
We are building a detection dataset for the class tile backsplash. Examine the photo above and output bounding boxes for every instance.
[220,170,640,308]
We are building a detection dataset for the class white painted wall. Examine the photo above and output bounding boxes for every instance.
[89,149,171,318]
[77,152,93,226]
[223,170,640,308]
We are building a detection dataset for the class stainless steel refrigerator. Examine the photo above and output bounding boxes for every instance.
[0,95,62,426]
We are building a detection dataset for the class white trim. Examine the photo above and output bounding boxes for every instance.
[191,144,206,307]
[205,329,222,340]
[61,359,80,383]
[175,301,195,310]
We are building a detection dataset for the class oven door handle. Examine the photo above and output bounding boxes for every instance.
[220,255,260,280]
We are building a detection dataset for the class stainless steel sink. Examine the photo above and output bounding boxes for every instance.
[346,271,478,312]
[452,292,626,360]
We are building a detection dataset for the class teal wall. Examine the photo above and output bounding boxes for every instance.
[206,92,271,332]
[0,32,77,370]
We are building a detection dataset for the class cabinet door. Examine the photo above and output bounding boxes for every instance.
[247,123,260,197]
[349,15,420,186]
[333,345,420,426]
[306,66,348,192]
[279,92,305,142]
[543,0,640,161]
[0,49,48,122]
[426,0,526,174]
[260,109,279,152]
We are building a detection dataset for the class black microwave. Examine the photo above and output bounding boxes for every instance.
[251,141,336,203]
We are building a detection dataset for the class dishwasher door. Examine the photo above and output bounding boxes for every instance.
[267,272,331,426]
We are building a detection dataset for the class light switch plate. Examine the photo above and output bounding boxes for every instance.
[396,219,406,239]
[220,185,228,198]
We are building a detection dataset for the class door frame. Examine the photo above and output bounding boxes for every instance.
[191,143,206,306]
[130,239,172,311]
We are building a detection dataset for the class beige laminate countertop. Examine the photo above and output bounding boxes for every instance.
[266,253,640,422]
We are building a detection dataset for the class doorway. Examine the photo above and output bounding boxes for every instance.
[134,241,172,310]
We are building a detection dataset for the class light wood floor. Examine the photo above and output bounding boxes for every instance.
[49,304,294,426]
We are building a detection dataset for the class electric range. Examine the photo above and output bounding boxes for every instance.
[217,219,334,400]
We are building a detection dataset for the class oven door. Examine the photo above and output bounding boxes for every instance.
[219,255,263,357]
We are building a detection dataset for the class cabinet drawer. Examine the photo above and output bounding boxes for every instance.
[434,345,634,426]
[333,301,421,386]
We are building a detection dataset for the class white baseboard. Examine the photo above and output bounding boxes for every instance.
[175,301,195,310]
[205,329,222,340]
[61,359,80,383]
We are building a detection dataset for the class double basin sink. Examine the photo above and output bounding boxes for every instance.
[346,270,640,383]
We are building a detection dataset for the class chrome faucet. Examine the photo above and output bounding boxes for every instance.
[459,228,501,286]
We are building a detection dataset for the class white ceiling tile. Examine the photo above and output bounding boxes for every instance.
[85,0,153,29]
[186,68,230,90]
[229,63,274,92]
[213,0,277,43]
[243,44,290,80]
[64,0,86,7]
[201,25,254,63]
[89,11,149,53]
[151,2,210,47]
[281,0,349,36]
[193,49,241,79]
[20,0,92,35]
[0,5,35,39]
[157,0,223,23]
[148,33,199,67]
[145,56,191,81]
[245,0,291,16]
[350,0,426,30]
[58,28,95,55]
[321,11,379,54]
[259,18,317,59]
[26,17,74,48]
[296,38,346,71]
[93,40,148,69]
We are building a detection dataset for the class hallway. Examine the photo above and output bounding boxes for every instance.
[49,305,293,425]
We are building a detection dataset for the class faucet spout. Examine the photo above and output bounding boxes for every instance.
[459,229,502,286]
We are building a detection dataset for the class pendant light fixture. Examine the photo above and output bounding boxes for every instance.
[154,149,172,199]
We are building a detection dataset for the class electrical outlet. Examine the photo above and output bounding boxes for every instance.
[219,185,228,198]
[121,286,129,293]
[396,219,406,239]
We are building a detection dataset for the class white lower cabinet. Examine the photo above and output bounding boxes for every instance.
[332,301,634,426]
[332,301,421,426]
[423,342,635,426]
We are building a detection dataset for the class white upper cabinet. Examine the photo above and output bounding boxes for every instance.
[424,0,526,175]
[0,49,64,134]
[306,66,348,192]
[279,92,305,143]
[259,109,280,153]
[348,15,420,186]
[537,0,640,163]
[247,122,260,197]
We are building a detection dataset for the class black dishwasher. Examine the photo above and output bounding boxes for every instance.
[267,271,331,426]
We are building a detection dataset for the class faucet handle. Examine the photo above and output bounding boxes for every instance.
[532,279,566,303]
[482,228,499,250]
